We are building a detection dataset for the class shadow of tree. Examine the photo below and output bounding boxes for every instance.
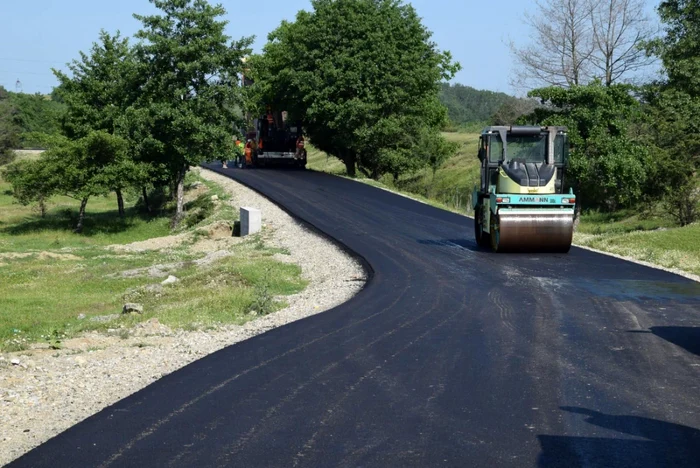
[538,407,700,467]
[2,206,167,237]
[649,327,700,357]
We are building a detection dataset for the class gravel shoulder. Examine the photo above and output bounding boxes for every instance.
[0,167,366,466]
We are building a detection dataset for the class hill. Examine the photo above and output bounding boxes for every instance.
[439,83,537,128]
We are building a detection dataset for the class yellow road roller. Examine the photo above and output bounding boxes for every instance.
[472,126,575,253]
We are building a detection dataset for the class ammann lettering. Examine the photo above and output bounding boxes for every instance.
[519,196,549,202]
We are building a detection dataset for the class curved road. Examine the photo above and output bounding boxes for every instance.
[10,167,700,467]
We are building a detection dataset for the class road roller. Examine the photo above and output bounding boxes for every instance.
[472,125,575,252]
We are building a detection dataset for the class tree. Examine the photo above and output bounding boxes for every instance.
[53,30,145,217]
[4,132,123,231]
[490,98,539,125]
[589,0,656,86]
[251,0,460,178]
[130,0,252,226]
[0,87,20,165]
[6,92,65,145]
[511,0,594,89]
[642,0,700,225]
[3,159,56,217]
[439,83,523,126]
[649,0,700,97]
[511,0,655,90]
[527,81,654,210]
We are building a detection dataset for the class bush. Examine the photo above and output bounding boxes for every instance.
[665,181,700,226]
[0,150,15,166]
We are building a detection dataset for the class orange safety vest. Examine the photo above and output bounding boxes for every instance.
[244,142,253,164]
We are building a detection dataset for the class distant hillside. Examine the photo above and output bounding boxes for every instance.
[439,83,537,127]
[0,88,65,147]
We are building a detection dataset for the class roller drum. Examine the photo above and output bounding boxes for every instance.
[492,210,573,252]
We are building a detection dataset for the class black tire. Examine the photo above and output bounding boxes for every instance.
[474,207,490,248]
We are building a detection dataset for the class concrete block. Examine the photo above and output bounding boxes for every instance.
[240,207,261,236]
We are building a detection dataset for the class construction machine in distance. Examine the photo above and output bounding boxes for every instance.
[251,110,307,168]
[238,58,307,169]
[472,125,576,252]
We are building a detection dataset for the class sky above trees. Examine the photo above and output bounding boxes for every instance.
[0,0,662,96]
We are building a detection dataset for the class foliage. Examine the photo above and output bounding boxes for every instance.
[2,159,56,216]
[439,83,534,126]
[642,0,700,225]
[0,87,20,163]
[6,91,65,146]
[527,81,654,210]
[664,179,700,227]
[648,0,700,97]
[53,30,138,139]
[251,0,460,178]
[490,98,539,126]
[128,0,252,223]
[511,0,655,89]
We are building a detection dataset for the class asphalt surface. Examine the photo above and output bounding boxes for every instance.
[9,166,700,467]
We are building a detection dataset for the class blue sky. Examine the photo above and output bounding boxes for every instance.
[0,0,662,96]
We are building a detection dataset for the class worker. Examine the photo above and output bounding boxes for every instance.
[235,138,245,168]
[244,140,253,167]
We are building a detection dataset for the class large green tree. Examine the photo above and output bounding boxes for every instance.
[53,31,147,217]
[130,0,252,225]
[643,0,700,225]
[252,0,460,178]
[4,131,127,232]
[527,82,653,211]
[0,86,20,165]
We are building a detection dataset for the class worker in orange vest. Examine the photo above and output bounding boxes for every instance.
[244,140,253,167]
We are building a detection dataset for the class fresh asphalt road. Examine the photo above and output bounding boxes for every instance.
[10,166,700,467]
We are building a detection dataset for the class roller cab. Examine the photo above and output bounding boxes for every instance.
[472,125,575,252]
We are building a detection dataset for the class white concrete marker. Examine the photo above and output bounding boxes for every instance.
[240,207,261,236]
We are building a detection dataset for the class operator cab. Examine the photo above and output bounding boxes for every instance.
[478,126,569,194]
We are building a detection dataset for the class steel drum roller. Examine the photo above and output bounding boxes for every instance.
[493,209,574,252]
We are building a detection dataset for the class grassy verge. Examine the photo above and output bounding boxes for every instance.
[575,210,700,277]
[308,132,700,279]
[0,165,307,352]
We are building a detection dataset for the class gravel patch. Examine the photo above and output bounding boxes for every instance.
[0,167,367,465]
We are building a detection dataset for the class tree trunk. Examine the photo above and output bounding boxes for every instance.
[142,187,152,214]
[74,197,89,233]
[343,153,356,177]
[39,196,46,218]
[171,165,187,228]
[116,189,125,218]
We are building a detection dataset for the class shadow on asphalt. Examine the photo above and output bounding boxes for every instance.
[650,327,700,356]
[217,164,307,171]
[537,407,700,467]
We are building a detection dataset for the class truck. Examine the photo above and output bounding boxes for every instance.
[251,110,307,168]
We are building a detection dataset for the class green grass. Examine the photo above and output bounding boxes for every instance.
[0,167,307,352]
[575,209,700,277]
[120,246,306,329]
[0,184,172,253]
